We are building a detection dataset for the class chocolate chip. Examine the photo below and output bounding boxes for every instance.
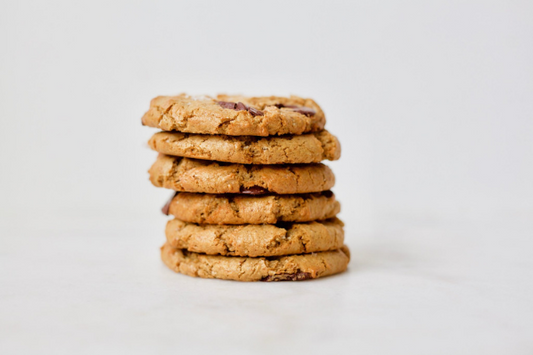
[261,272,312,282]
[161,203,170,215]
[161,192,178,215]
[291,107,315,116]
[240,186,268,195]
[235,102,248,111]
[248,107,264,116]
[217,101,237,109]
[218,101,264,116]
[273,103,316,116]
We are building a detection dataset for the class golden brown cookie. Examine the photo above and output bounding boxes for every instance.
[141,94,326,136]
[161,242,350,281]
[165,217,344,257]
[149,154,335,194]
[164,191,340,224]
[148,130,340,164]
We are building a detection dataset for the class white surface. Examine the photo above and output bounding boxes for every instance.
[1,1,532,354]
[2,221,532,354]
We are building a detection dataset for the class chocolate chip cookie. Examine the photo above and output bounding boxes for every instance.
[148,130,340,164]
[165,217,344,257]
[162,191,340,224]
[149,154,335,194]
[141,94,326,136]
[161,242,350,281]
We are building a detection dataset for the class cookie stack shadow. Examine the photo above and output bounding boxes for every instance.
[142,94,350,281]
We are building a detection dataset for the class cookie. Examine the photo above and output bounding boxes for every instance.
[161,242,350,281]
[148,130,341,165]
[164,191,340,225]
[165,217,344,257]
[149,154,335,194]
[141,94,325,136]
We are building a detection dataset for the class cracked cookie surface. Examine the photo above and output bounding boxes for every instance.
[165,217,344,257]
[161,242,350,281]
[141,94,326,136]
[148,130,341,164]
[165,191,340,224]
[149,154,335,194]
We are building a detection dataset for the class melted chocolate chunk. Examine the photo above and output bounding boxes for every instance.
[290,106,316,116]
[235,102,247,111]
[217,101,264,116]
[161,192,178,215]
[248,107,264,116]
[274,104,296,109]
[274,103,316,117]
[261,272,312,282]
[240,186,268,195]
[217,101,237,109]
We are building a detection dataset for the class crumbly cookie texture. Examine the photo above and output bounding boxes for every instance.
[148,130,341,165]
[141,94,326,136]
[165,191,340,224]
[161,242,350,281]
[165,217,344,257]
[149,154,335,194]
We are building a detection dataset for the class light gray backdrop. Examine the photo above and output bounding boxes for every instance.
[1,1,532,233]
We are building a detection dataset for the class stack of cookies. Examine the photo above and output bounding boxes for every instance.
[142,94,350,281]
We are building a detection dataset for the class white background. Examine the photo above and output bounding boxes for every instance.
[1,1,532,354]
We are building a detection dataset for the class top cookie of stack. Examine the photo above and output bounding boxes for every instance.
[142,94,326,136]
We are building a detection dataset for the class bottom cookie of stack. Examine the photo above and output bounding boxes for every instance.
[161,243,350,282]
